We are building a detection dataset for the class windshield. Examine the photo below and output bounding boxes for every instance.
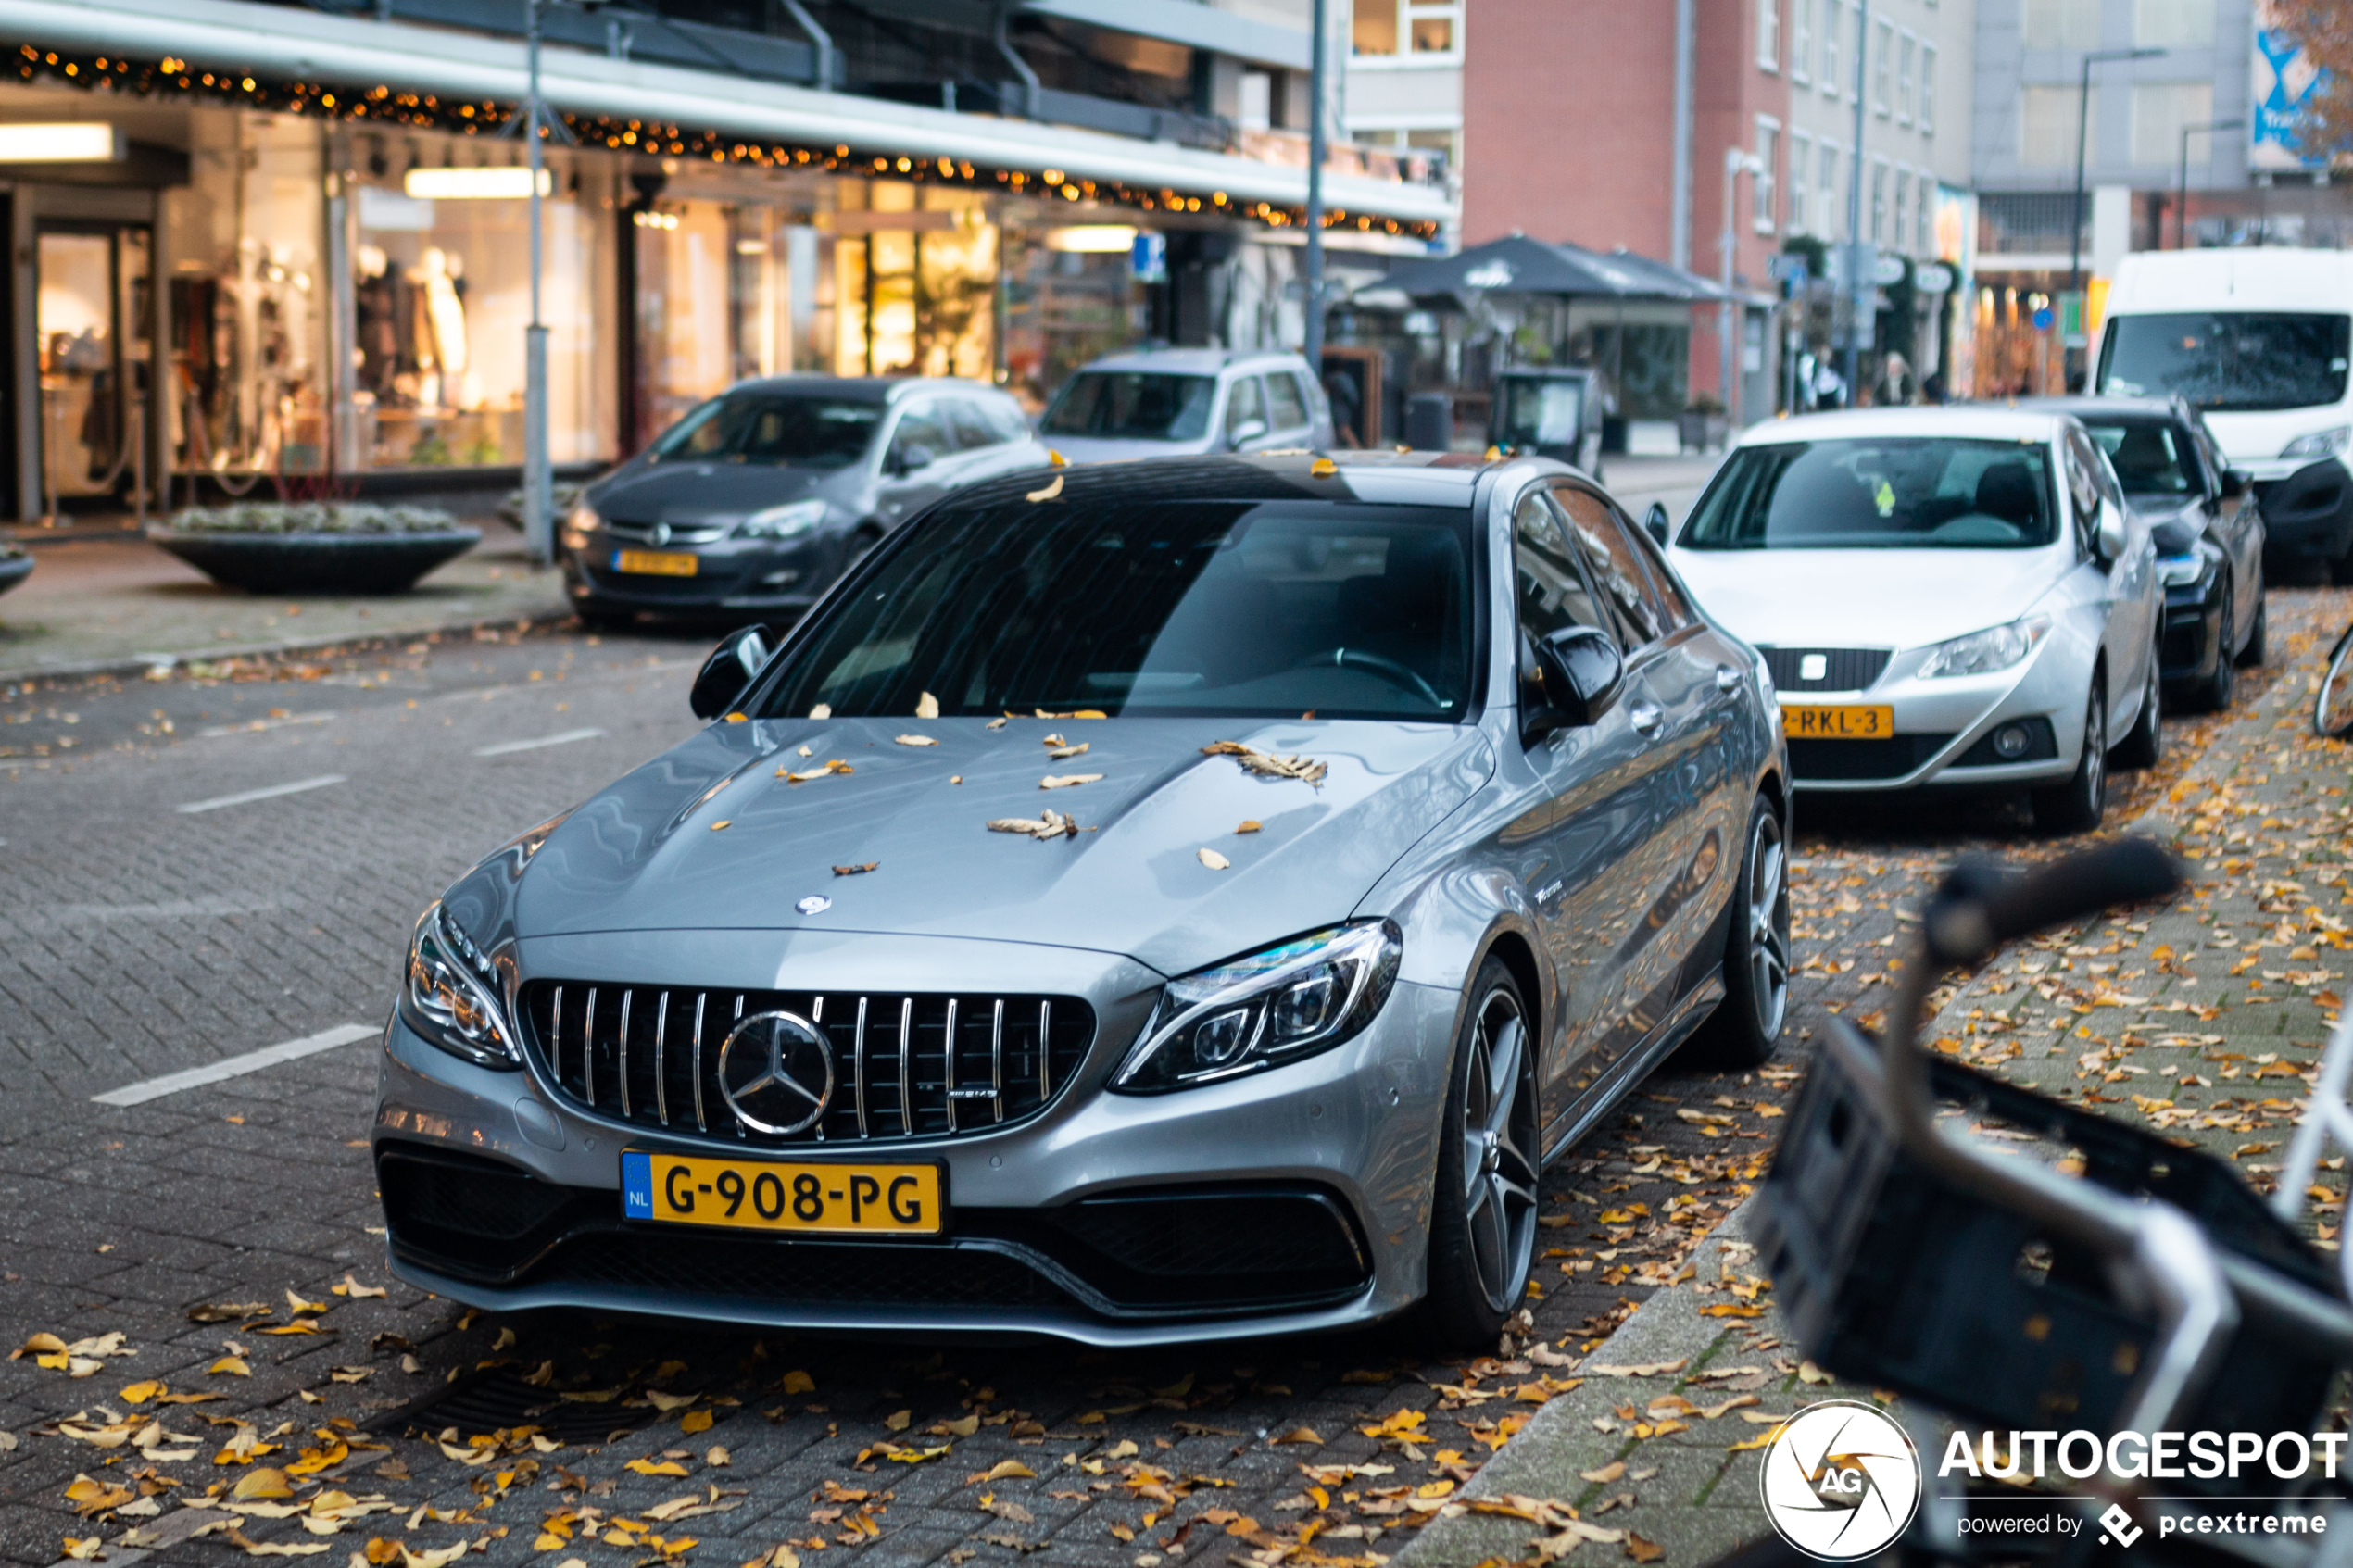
[2082,419,2200,496]
[2098,312,2353,412]
[753,497,1478,721]
[1496,379,1586,449]
[651,394,883,468]
[1682,438,2058,550]
[1040,372,1218,442]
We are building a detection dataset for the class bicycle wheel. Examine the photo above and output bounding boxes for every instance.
[2319,625,2353,739]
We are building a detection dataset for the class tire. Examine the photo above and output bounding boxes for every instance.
[2236,592,2267,668]
[2334,550,2353,588]
[2111,644,2163,770]
[2032,682,2108,834]
[2192,580,2236,711]
[1688,796,1791,1068]
[1422,960,1541,1350]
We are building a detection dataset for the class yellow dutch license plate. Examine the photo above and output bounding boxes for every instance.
[1781,704,1896,740]
[622,1150,943,1236]
[612,549,698,577]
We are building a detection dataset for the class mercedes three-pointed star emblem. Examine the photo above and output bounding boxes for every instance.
[715,1010,835,1135]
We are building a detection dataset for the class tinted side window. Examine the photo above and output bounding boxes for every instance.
[944,400,1000,452]
[1266,372,1309,431]
[1553,483,1667,646]
[1618,509,1699,632]
[1225,376,1268,441]
[2059,433,2101,552]
[890,401,952,465]
[984,399,1033,445]
[1515,489,1613,644]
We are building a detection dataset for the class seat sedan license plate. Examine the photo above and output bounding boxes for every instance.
[612,549,698,577]
[1781,703,1895,739]
[621,1150,942,1236]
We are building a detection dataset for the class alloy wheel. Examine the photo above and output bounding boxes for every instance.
[1744,809,1791,1039]
[1459,988,1539,1312]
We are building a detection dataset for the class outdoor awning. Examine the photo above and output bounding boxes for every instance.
[0,0,1455,228]
[1378,233,1728,302]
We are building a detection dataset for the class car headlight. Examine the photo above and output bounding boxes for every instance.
[398,903,521,1069]
[735,499,828,541]
[560,501,598,552]
[1916,614,2051,680]
[2280,425,2351,460]
[1111,921,1403,1094]
[2158,542,2221,589]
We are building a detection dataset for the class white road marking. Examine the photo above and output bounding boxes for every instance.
[175,774,348,814]
[197,710,337,739]
[92,1022,377,1107]
[474,727,608,757]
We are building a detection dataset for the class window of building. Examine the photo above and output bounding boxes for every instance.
[1897,32,1916,124]
[2023,0,2102,50]
[1894,170,1910,255]
[1793,0,1812,82]
[2135,0,2215,47]
[1755,119,1780,233]
[2020,83,2097,169]
[1759,0,1780,70]
[1921,44,1937,134]
[1918,179,1935,254]
[2133,81,2217,167]
[1352,0,1461,57]
[1873,18,1894,114]
[1822,0,1842,94]
[1820,140,1843,234]
[1870,159,1888,244]
[1790,131,1812,232]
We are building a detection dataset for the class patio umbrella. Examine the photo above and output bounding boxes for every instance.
[1378,232,1727,303]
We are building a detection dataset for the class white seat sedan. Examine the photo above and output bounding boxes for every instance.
[1661,408,2164,832]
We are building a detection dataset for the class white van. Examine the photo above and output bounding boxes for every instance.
[2095,248,2353,583]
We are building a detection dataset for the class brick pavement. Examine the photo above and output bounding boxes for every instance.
[0,592,2341,1568]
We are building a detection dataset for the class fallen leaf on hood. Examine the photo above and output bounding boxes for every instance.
[710,821,733,832]
[1026,474,1064,502]
[832,862,878,876]
[1198,847,1231,871]
[950,775,963,784]
[916,692,940,720]
[798,745,813,756]
[1047,742,1088,760]
[1041,734,1064,746]
[1311,458,1338,477]
[1039,774,1101,790]
[988,810,1080,841]
[1235,820,1262,834]
[782,759,854,782]
[1201,740,1327,785]
[896,734,937,747]
[809,704,832,720]
[331,1275,386,1299]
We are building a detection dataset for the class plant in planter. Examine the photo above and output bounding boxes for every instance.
[152,501,483,595]
[0,543,30,598]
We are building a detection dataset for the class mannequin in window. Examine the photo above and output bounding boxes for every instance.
[411,246,468,409]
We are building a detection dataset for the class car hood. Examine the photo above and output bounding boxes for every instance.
[588,461,847,522]
[1045,435,1217,465]
[1667,546,2066,649]
[512,716,1495,979]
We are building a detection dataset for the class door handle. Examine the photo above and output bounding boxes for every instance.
[1629,701,1663,735]
[1714,664,1742,692]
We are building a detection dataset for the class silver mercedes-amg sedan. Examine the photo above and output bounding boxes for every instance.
[375,452,1790,1347]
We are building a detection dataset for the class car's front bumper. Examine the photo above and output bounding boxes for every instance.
[2250,458,2353,562]
[1777,638,2086,794]
[562,532,834,612]
[2159,573,2228,685]
[371,932,1459,1345]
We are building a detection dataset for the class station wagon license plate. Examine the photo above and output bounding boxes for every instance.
[621,1150,943,1236]
[1781,703,1895,740]
[612,549,698,577]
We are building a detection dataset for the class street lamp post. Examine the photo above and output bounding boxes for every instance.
[2177,118,2244,249]
[523,0,550,567]
[1302,0,1327,381]
[1719,146,1765,430]
[2069,46,2165,295]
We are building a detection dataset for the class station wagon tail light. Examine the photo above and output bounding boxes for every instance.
[1112,921,1403,1093]
[1916,614,2050,681]
[399,903,522,1069]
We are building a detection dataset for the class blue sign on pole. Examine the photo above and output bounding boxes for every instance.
[1131,232,1167,283]
[2032,306,2056,332]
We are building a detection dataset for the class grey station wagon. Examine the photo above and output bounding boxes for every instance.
[380,452,1789,1347]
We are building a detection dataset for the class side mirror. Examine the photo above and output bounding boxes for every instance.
[1227,419,1268,450]
[1643,501,1671,546]
[689,624,775,720]
[2095,497,2129,562]
[893,443,936,475]
[2221,468,2251,500]
[1523,625,1625,744]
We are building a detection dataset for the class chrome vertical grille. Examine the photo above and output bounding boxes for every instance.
[522,983,1096,1147]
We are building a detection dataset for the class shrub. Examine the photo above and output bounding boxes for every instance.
[166,502,464,535]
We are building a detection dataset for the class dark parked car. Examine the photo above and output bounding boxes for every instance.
[2024,395,2267,710]
[562,377,1049,625]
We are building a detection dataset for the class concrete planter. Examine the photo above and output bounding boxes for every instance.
[0,548,29,597]
[150,528,481,596]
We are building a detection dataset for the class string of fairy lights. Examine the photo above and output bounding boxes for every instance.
[8,42,1441,241]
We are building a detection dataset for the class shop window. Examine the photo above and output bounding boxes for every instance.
[1353,0,1459,57]
[833,190,996,384]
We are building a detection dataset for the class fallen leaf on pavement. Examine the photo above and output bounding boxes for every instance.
[1272,1427,1324,1445]
[832,862,877,876]
[1585,1361,1687,1378]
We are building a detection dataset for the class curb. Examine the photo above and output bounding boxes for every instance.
[0,597,573,685]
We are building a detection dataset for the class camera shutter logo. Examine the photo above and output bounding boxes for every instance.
[716,1011,835,1135]
[1757,1400,1921,1561]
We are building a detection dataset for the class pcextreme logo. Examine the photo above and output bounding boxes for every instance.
[1758,1400,1924,1561]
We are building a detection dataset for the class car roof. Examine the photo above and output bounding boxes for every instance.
[941,449,1541,512]
[724,374,1006,403]
[1075,347,1308,376]
[1734,407,2074,446]
[2013,394,2185,421]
